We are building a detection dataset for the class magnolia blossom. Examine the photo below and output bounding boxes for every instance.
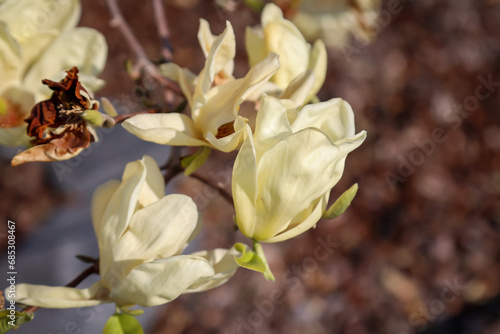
[232,95,366,243]
[245,3,327,102]
[12,156,240,308]
[0,0,107,146]
[292,0,381,48]
[122,19,280,153]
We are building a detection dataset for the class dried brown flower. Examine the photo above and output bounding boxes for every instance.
[12,67,99,166]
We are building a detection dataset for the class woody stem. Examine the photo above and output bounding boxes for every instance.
[104,0,182,96]
[151,0,173,62]
[190,172,234,206]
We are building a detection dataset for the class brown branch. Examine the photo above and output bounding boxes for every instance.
[104,0,182,96]
[162,146,183,184]
[151,0,173,62]
[190,172,234,206]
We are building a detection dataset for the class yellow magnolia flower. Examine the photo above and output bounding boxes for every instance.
[292,0,381,48]
[122,19,280,153]
[11,156,240,308]
[232,95,366,243]
[245,3,327,102]
[0,0,107,147]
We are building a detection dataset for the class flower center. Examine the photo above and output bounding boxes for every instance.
[216,121,235,139]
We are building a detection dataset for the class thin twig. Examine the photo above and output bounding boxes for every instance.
[151,0,173,62]
[104,0,182,96]
[190,172,234,206]
[163,146,183,184]
[23,262,99,314]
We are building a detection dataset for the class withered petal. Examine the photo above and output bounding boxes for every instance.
[25,99,58,139]
[11,126,92,166]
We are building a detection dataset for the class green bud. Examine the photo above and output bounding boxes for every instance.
[103,313,144,334]
[322,183,358,219]
[101,97,118,117]
[180,146,211,176]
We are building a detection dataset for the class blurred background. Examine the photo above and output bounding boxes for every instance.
[1,0,500,333]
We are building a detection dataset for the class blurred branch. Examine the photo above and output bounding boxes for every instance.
[190,172,234,206]
[151,0,173,62]
[104,0,182,97]
[163,146,183,184]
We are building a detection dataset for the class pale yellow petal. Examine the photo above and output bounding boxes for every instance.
[122,113,207,147]
[23,27,108,94]
[111,195,200,274]
[138,155,165,207]
[160,63,196,106]
[232,125,258,237]
[98,159,147,276]
[264,194,328,243]
[252,129,341,240]
[307,39,327,100]
[111,256,214,307]
[186,247,241,292]
[245,26,266,68]
[11,281,109,309]
[193,53,280,136]
[291,98,357,141]
[0,22,22,92]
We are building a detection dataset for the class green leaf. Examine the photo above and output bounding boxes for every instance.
[322,183,358,220]
[180,147,211,176]
[234,242,275,281]
[0,310,34,333]
[102,313,144,334]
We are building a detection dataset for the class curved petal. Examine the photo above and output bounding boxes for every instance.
[253,95,292,159]
[262,4,310,88]
[111,194,200,272]
[111,255,215,307]
[137,155,165,207]
[97,159,147,276]
[232,125,258,238]
[11,281,110,309]
[279,69,315,107]
[193,53,280,135]
[160,63,196,106]
[0,0,81,38]
[307,39,327,100]
[291,98,357,141]
[91,179,121,251]
[23,27,108,95]
[122,113,207,147]
[197,19,234,78]
[252,128,342,240]
[193,20,235,108]
[264,193,328,243]
[0,22,22,92]
[186,247,241,293]
[204,116,247,153]
[11,141,86,166]
[245,26,266,68]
